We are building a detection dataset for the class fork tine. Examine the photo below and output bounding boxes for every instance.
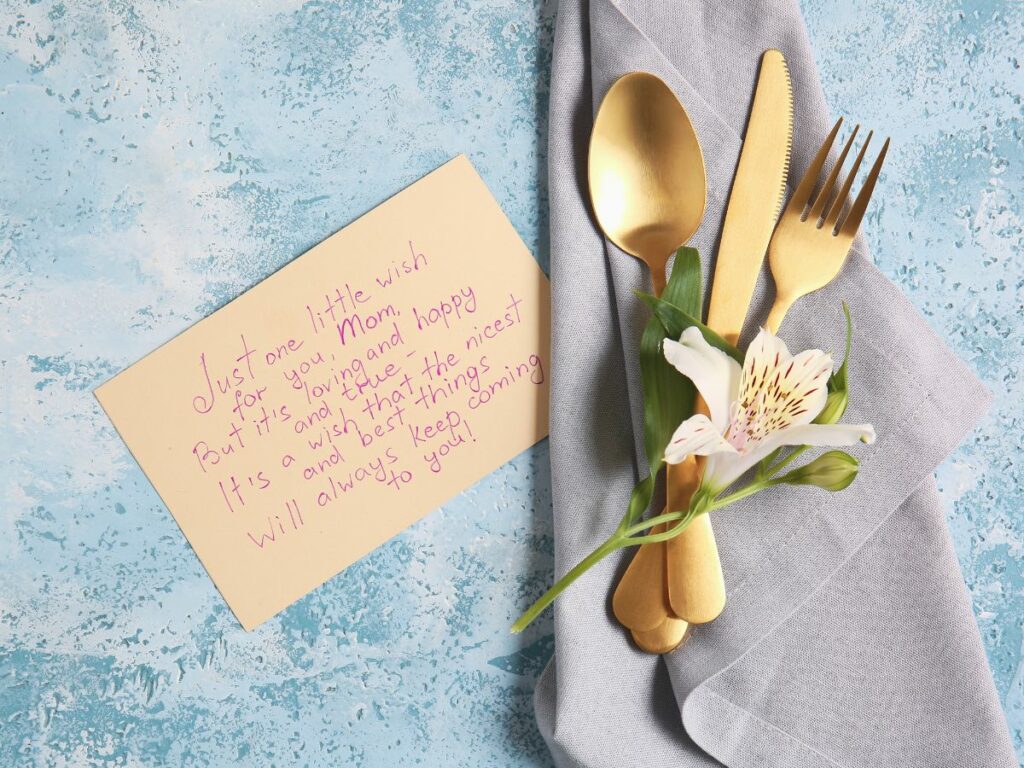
[786,118,843,215]
[838,137,890,238]
[824,130,873,229]
[809,124,859,223]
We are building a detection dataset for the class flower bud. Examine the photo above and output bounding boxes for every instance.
[814,389,848,425]
[779,450,859,491]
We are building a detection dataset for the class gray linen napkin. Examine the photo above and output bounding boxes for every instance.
[533,0,1018,766]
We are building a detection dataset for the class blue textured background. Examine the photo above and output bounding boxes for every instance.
[0,0,1020,765]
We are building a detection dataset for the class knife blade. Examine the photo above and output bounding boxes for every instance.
[708,49,794,343]
[665,49,794,623]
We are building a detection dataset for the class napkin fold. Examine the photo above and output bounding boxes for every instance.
[534,0,1017,766]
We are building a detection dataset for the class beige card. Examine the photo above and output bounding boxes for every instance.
[96,156,550,630]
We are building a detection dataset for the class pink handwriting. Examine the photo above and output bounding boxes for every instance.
[246,498,304,549]
[423,417,475,474]
[306,282,371,335]
[467,353,545,410]
[411,287,477,331]
[375,241,429,288]
[192,422,245,473]
[336,305,400,346]
[263,337,305,366]
[218,471,271,514]
[464,293,524,350]
[191,335,258,415]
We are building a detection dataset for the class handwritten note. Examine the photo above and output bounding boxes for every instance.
[96,156,550,629]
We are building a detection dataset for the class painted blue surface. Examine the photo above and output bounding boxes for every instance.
[0,0,1020,764]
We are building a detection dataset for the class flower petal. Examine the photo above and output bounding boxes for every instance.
[727,329,833,452]
[771,422,876,448]
[775,348,833,425]
[745,327,792,369]
[703,450,763,492]
[663,327,741,432]
[705,435,789,490]
[704,422,875,492]
[664,413,738,464]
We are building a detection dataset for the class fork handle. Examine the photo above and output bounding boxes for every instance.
[766,294,795,334]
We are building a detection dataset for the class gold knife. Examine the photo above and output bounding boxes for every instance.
[665,49,794,623]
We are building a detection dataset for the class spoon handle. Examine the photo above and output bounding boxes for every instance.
[650,264,667,297]
[610,260,693,650]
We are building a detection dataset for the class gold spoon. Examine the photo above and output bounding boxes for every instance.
[589,72,708,653]
[589,72,706,295]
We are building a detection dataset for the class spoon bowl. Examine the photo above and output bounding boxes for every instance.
[588,72,707,294]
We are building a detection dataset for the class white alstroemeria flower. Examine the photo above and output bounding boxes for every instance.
[663,327,875,493]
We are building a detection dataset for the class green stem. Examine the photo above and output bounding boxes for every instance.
[765,445,809,477]
[511,475,779,634]
[510,537,622,634]
[708,479,778,511]
[513,504,709,633]
[621,510,689,538]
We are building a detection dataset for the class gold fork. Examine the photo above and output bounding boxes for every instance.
[766,118,889,332]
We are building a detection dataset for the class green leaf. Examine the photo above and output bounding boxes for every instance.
[628,248,701,525]
[815,302,853,425]
[619,474,655,533]
[834,301,852,392]
[635,292,743,363]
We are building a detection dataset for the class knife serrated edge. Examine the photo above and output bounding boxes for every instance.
[772,54,795,223]
[705,49,794,345]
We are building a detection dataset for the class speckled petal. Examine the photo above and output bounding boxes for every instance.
[664,414,738,464]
